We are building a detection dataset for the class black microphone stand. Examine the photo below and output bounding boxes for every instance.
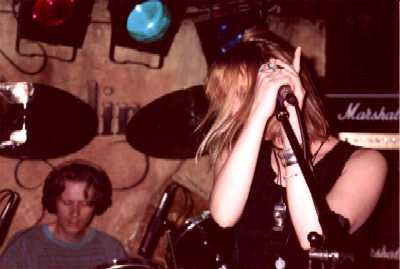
[275,103,354,269]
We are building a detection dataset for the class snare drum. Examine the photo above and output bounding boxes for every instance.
[168,211,234,269]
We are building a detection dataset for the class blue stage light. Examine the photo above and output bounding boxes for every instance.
[126,0,171,43]
[108,0,187,68]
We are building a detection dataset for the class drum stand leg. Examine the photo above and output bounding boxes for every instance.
[165,229,178,269]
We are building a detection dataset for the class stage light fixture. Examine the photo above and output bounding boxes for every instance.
[108,0,187,68]
[195,10,261,66]
[126,0,171,43]
[16,0,95,61]
[31,0,75,27]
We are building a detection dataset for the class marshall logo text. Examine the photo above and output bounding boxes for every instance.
[337,102,399,121]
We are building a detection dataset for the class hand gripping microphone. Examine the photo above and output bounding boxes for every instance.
[275,85,299,120]
[138,183,177,259]
[277,85,298,107]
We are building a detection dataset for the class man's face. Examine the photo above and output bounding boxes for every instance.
[54,180,96,242]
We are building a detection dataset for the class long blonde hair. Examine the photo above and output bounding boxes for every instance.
[196,26,329,167]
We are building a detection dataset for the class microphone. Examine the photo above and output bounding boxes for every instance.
[0,190,20,247]
[138,183,177,259]
[277,85,298,107]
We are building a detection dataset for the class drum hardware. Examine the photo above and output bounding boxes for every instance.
[0,82,33,149]
[166,210,234,269]
[165,229,178,269]
[95,257,162,269]
[139,182,179,259]
[0,189,20,247]
[137,182,196,268]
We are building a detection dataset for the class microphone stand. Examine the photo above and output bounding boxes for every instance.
[275,104,354,269]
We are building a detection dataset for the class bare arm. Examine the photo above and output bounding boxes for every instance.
[210,48,304,227]
[285,146,387,249]
[326,148,387,233]
[209,114,266,227]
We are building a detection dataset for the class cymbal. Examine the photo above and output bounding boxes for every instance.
[126,85,210,159]
[0,83,98,159]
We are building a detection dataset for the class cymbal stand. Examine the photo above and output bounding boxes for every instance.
[0,189,20,247]
[165,228,178,269]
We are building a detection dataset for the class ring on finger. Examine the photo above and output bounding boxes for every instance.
[267,62,277,71]
[259,62,277,73]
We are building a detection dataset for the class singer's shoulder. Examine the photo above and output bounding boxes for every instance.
[331,138,388,172]
[343,146,388,182]
[349,146,387,168]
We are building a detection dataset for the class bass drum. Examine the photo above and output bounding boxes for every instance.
[95,257,161,269]
[168,211,234,269]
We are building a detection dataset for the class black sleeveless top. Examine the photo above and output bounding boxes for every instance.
[232,140,359,269]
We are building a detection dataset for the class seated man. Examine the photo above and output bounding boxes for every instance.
[0,160,127,269]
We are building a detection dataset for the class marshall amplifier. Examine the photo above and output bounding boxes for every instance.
[324,92,399,269]
[324,92,398,135]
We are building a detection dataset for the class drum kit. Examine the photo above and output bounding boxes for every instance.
[0,82,231,269]
[97,211,234,269]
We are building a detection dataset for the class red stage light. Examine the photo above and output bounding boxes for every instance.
[32,0,75,27]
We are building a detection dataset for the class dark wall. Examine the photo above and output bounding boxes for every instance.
[367,149,399,268]
[323,1,398,92]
